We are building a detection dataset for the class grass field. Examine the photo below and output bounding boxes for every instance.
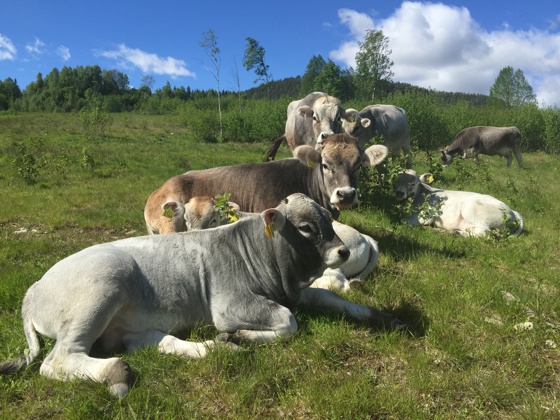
[0,112,559,419]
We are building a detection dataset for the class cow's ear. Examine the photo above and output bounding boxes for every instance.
[362,145,389,167]
[360,117,371,128]
[162,201,185,219]
[419,173,434,184]
[298,105,313,118]
[260,209,286,239]
[342,108,359,121]
[294,145,321,169]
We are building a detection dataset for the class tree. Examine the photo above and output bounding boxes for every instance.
[489,66,537,107]
[355,29,394,101]
[140,74,155,91]
[200,29,223,137]
[313,60,345,99]
[243,37,271,85]
[299,55,326,96]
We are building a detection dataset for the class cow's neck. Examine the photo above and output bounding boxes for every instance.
[234,217,324,308]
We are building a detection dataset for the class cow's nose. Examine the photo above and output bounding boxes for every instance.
[396,191,404,199]
[338,246,350,262]
[337,189,356,201]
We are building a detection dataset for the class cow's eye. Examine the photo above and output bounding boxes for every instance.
[354,163,362,172]
[298,223,315,237]
[322,163,331,172]
[209,218,218,227]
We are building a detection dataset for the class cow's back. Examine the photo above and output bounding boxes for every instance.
[146,159,321,215]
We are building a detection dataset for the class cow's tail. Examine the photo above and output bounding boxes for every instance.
[508,210,524,238]
[0,285,41,375]
[264,134,286,161]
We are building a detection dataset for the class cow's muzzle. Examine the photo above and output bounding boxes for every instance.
[331,188,358,209]
[324,245,350,268]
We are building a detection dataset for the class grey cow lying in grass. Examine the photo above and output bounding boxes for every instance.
[0,193,404,397]
[153,196,380,292]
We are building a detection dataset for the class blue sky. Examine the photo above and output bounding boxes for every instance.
[2,1,560,106]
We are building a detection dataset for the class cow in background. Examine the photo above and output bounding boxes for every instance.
[265,92,352,161]
[395,169,524,237]
[441,126,523,168]
[146,196,225,234]
[343,105,412,167]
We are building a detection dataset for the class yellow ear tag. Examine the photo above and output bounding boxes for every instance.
[162,207,174,218]
[426,174,434,184]
[306,159,315,169]
[265,220,275,239]
[228,212,240,223]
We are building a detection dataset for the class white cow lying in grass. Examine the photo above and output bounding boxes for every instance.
[395,169,524,238]
[152,197,379,291]
[309,221,379,291]
[0,194,404,397]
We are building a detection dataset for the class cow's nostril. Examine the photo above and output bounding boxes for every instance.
[338,247,350,261]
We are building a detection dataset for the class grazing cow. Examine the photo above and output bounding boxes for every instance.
[343,105,412,167]
[146,196,223,234]
[310,221,379,291]
[145,133,389,224]
[265,92,351,161]
[441,126,523,168]
[0,193,404,397]
[395,169,524,237]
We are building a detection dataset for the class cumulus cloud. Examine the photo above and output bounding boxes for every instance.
[97,44,195,79]
[0,34,17,60]
[25,37,46,55]
[330,1,560,106]
[57,45,71,61]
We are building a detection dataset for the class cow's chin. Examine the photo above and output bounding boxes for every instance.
[332,202,355,210]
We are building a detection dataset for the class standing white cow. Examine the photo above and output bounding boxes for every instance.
[0,193,404,397]
[343,105,412,167]
[265,92,351,160]
[395,169,524,237]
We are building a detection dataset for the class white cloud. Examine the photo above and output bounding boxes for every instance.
[97,44,195,79]
[330,1,560,107]
[0,34,17,60]
[25,37,46,55]
[57,45,71,61]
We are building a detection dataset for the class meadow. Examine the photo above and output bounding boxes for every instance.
[0,112,559,419]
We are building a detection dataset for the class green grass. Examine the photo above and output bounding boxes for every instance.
[0,113,559,419]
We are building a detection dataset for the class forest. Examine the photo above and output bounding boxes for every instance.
[0,63,559,154]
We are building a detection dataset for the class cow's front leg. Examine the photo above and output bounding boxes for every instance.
[123,330,238,359]
[298,288,406,330]
[213,297,298,345]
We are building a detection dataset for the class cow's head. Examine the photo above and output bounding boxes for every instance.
[341,108,372,138]
[163,196,222,232]
[298,95,345,139]
[261,193,350,273]
[395,169,426,201]
[440,149,454,166]
[294,133,388,211]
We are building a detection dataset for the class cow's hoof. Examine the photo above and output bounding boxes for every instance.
[348,279,364,289]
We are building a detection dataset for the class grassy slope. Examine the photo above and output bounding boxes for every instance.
[0,113,558,419]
